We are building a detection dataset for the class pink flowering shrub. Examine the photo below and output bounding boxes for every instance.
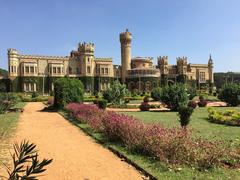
[65,103,105,131]
[65,103,240,169]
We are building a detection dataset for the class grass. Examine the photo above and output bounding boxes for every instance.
[0,102,26,164]
[123,107,240,142]
[61,108,240,180]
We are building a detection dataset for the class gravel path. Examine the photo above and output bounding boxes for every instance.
[12,102,142,180]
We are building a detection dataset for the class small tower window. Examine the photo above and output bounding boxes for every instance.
[87,66,91,74]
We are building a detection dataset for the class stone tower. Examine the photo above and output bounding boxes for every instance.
[78,42,95,76]
[177,57,188,74]
[208,54,214,84]
[120,29,132,83]
[8,49,19,78]
[157,56,169,75]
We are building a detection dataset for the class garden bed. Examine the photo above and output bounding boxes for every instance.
[208,108,240,126]
[62,103,240,179]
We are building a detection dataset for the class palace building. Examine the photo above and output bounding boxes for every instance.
[7,29,214,93]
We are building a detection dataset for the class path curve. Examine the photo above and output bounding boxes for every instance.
[12,102,142,180]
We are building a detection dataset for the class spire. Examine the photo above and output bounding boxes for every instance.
[208,54,213,65]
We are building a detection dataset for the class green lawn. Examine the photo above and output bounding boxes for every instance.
[0,102,25,164]
[123,107,240,142]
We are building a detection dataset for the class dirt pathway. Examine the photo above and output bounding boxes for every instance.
[12,102,143,180]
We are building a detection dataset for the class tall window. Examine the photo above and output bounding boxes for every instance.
[24,83,36,92]
[199,72,206,83]
[30,66,34,73]
[87,66,91,74]
[57,67,61,74]
[25,66,30,73]
[53,67,57,74]
[105,68,108,74]
[101,68,104,74]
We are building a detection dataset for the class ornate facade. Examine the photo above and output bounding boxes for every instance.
[7,29,214,93]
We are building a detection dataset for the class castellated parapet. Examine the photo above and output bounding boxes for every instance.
[78,42,95,55]
[177,57,188,65]
[157,56,168,66]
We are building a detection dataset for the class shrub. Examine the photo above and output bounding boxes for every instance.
[151,87,161,101]
[218,83,240,106]
[143,96,150,102]
[160,83,189,111]
[208,107,240,126]
[97,99,107,110]
[54,77,84,109]
[178,106,194,128]
[0,93,20,114]
[187,85,197,100]
[139,102,150,111]
[188,100,198,109]
[124,97,130,104]
[103,81,129,105]
[197,96,208,107]
[31,91,39,98]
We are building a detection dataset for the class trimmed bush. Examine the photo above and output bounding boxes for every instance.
[139,102,150,111]
[198,100,208,107]
[178,106,194,127]
[31,92,39,98]
[97,99,107,110]
[208,108,240,126]
[54,77,84,109]
[218,83,240,106]
[151,87,161,101]
[160,83,189,111]
[188,100,198,109]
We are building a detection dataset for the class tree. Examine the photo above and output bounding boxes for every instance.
[187,85,197,100]
[178,106,194,128]
[103,81,129,105]
[218,83,240,106]
[160,83,189,111]
[54,77,84,109]
[151,87,161,101]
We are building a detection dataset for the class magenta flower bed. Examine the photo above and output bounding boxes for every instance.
[65,103,240,169]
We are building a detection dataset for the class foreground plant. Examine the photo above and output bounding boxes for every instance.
[3,140,52,180]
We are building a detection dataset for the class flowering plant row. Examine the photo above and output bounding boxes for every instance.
[65,103,240,169]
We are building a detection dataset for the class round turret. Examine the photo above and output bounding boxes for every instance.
[120,29,132,82]
[120,29,132,44]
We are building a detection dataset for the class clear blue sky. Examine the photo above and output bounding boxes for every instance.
[0,0,240,72]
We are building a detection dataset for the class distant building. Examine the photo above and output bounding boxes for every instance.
[7,29,214,93]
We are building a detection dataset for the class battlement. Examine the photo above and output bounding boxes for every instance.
[157,56,168,66]
[120,29,132,43]
[177,57,188,65]
[78,42,95,54]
